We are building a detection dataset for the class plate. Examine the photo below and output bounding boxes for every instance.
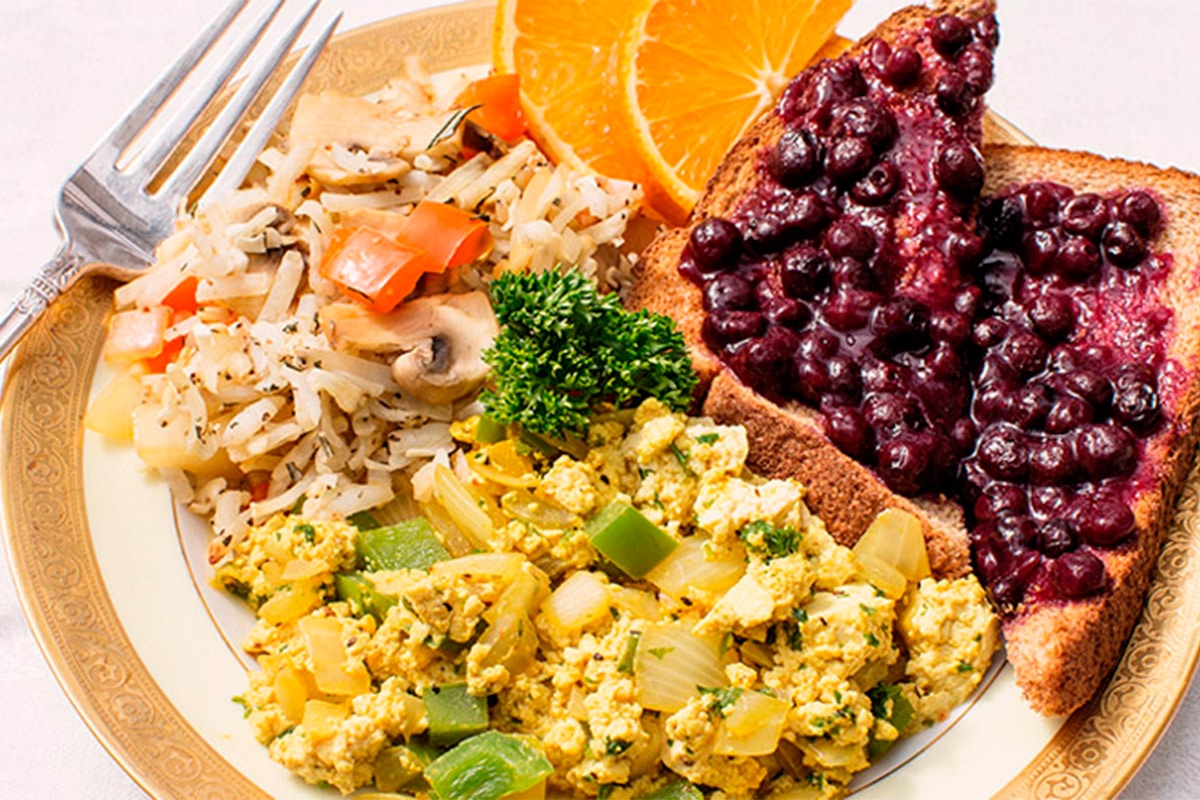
[5,2,1200,798]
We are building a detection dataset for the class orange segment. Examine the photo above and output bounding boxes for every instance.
[493,0,655,192]
[620,0,853,220]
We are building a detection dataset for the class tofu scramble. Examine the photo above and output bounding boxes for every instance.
[219,399,999,798]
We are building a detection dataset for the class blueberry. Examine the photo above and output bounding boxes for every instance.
[973,481,1028,522]
[935,73,973,117]
[876,433,933,495]
[979,195,1024,250]
[1115,190,1162,238]
[1076,499,1135,547]
[822,288,878,331]
[826,137,875,184]
[960,45,994,93]
[825,405,874,460]
[1029,437,1077,485]
[773,128,821,188]
[1027,292,1074,341]
[826,355,862,400]
[1061,193,1110,240]
[780,247,831,297]
[976,424,1029,481]
[689,217,743,272]
[1037,519,1077,557]
[1005,384,1054,429]
[882,46,922,87]
[1016,184,1063,229]
[863,392,921,439]
[1049,550,1107,598]
[934,141,985,199]
[1074,423,1137,480]
[1112,379,1160,432]
[1022,229,1062,275]
[831,99,897,152]
[825,218,877,262]
[703,273,755,312]
[870,296,931,352]
[1045,395,1093,434]
[930,14,973,58]
[1103,221,1149,268]
[702,310,765,348]
[1056,236,1102,279]
[995,330,1049,377]
[851,161,902,206]
[1061,368,1113,409]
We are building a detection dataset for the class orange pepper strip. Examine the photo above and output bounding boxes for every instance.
[457,73,527,143]
[141,309,191,373]
[319,227,436,314]
[396,200,493,272]
[161,275,200,314]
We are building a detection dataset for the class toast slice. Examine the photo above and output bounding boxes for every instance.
[972,144,1200,715]
[626,0,1200,718]
[628,0,999,577]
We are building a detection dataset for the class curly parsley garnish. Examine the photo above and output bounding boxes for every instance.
[480,270,698,438]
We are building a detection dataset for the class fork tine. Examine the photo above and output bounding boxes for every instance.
[106,0,250,153]
[201,13,342,205]
[132,0,287,175]
[157,1,322,202]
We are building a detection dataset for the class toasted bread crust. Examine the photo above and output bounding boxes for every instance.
[983,144,1200,715]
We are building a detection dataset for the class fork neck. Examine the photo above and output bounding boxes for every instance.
[0,244,87,364]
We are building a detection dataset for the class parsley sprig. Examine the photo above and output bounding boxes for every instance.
[480,270,697,438]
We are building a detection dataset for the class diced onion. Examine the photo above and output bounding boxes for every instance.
[646,537,744,603]
[501,489,578,529]
[85,369,144,442]
[540,571,611,637]
[853,551,908,599]
[298,615,371,696]
[431,552,525,582]
[273,665,309,724]
[713,691,789,756]
[634,622,727,712]
[258,583,322,625]
[433,464,493,549]
[301,699,351,743]
[853,509,931,582]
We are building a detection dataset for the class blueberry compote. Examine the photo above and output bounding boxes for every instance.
[964,181,1173,610]
[682,13,997,496]
[678,12,1180,614]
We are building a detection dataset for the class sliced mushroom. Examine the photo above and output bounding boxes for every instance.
[319,291,498,405]
[289,90,454,187]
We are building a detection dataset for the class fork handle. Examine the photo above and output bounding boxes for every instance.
[0,245,86,364]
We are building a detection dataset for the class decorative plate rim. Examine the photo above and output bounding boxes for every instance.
[5,3,1200,798]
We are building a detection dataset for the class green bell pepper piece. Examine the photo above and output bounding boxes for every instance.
[475,414,508,444]
[425,731,552,800]
[424,683,489,747]
[866,683,915,758]
[357,517,450,572]
[334,571,398,623]
[586,501,678,578]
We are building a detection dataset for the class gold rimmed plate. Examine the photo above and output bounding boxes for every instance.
[5,3,1200,798]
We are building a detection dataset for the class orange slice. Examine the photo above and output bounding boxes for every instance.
[619,0,853,221]
[493,0,662,206]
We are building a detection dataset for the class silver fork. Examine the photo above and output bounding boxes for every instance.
[0,0,341,363]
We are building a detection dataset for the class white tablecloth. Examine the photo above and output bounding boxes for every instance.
[2,0,1199,796]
